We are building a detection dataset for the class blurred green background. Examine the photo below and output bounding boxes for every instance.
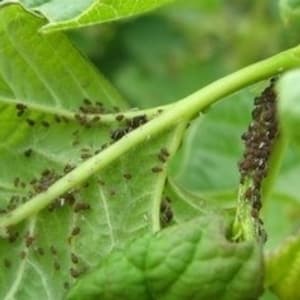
[69,2,300,299]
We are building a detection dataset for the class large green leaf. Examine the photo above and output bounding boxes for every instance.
[0,3,126,111]
[0,4,183,299]
[67,214,264,300]
[1,0,174,32]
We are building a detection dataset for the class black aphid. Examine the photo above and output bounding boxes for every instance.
[16,103,27,111]
[8,230,19,243]
[64,282,70,290]
[151,166,163,173]
[71,253,79,264]
[54,115,61,123]
[26,119,35,126]
[37,247,45,256]
[158,153,167,163]
[127,115,147,129]
[160,197,173,227]
[14,177,20,188]
[74,202,90,213]
[24,149,33,157]
[160,147,170,157]
[50,245,57,255]
[71,226,80,236]
[4,258,11,268]
[20,251,26,259]
[123,173,132,180]
[64,164,75,174]
[54,261,60,271]
[111,127,130,141]
[111,115,148,142]
[70,268,81,278]
[115,114,124,122]
[41,120,50,128]
[25,235,35,247]
[16,103,27,116]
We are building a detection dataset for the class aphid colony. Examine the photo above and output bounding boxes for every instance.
[238,79,278,231]
[2,97,175,281]
[110,114,148,141]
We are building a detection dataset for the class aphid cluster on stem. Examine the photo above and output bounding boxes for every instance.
[160,197,173,227]
[238,78,278,237]
[111,115,148,141]
[31,169,61,194]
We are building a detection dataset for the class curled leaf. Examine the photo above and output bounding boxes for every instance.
[266,231,300,300]
[67,214,263,300]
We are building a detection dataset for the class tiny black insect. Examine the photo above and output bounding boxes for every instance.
[64,282,70,290]
[37,247,45,256]
[26,119,35,126]
[74,202,90,213]
[41,121,50,128]
[70,268,81,278]
[54,261,61,271]
[151,166,163,173]
[20,251,27,259]
[24,149,33,157]
[71,253,79,264]
[71,226,80,236]
[4,258,11,268]
[25,235,35,247]
[115,114,124,122]
[160,147,170,157]
[14,177,20,187]
[50,245,57,255]
[123,173,132,180]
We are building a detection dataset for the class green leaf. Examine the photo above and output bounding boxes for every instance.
[0,4,183,299]
[67,214,264,300]
[3,0,174,32]
[266,231,300,300]
[280,0,300,28]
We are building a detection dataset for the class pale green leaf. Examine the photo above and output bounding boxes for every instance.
[1,0,174,32]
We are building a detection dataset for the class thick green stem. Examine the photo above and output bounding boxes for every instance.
[1,45,300,230]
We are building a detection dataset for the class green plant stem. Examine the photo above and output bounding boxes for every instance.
[1,45,300,231]
[232,178,255,242]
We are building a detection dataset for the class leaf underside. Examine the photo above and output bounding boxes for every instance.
[0,4,184,299]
